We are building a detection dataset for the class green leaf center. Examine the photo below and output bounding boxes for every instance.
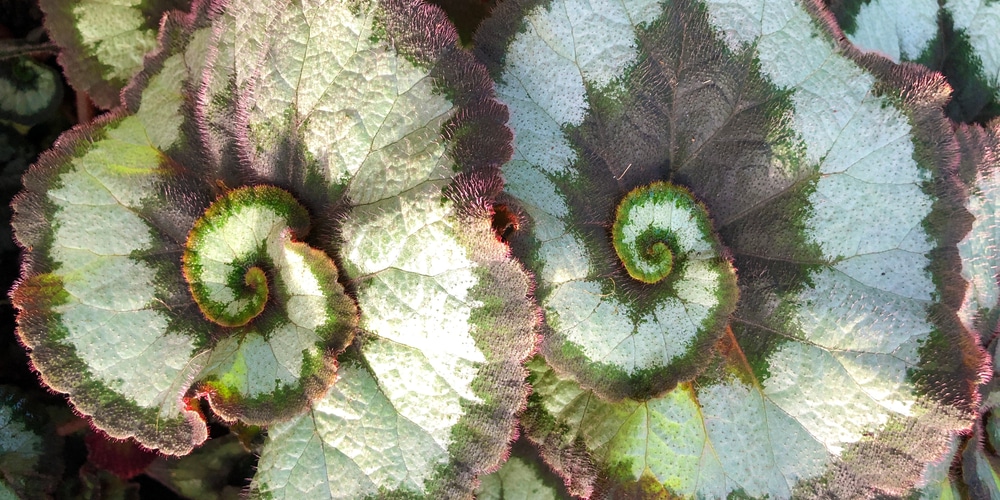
[631,228,676,282]
[183,186,321,327]
[612,182,717,285]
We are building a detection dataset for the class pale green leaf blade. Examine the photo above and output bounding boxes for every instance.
[182,186,358,423]
[39,0,189,109]
[210,0,536,496]
[830,0,939,63]
[936,0,1000,122]
[957,122,1000,338]
[18,0,534,483]
[14,0,369,453]
[947,0,1000,99]
[953,115,1000,500]
[475,0,983,496]
[524,356,833,498]
[11,6,220,456]
[254,361,453,498]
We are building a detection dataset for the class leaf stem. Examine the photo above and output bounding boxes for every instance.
[0,40,58,60]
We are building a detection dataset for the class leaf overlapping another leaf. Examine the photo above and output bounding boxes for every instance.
[39,0,190,109]
[11,0,537,496]
[832,0,1000,123]
[952,120,1000,493]
[0,56,62,127]
[843,0,1000,489]
[12,3,223,455]
[10,0,1000,496]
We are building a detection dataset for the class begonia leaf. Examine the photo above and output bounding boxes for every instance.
[197,1,536,496]
[40,0,189,109]
[13,3,225,456]
[957,121,1000,341]
[0,56,62,127]
[475,0,984,496]
[0,386,62,499]
[953,119,1000,498]
[832,0,1000,122]
[14,0,360,453]
[917,435,962,500]
[829,0,939,63]
[476,439,567,500]
[13,0,536,497]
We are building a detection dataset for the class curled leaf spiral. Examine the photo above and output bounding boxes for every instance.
[612,182,720,284]
[182,186,339,328]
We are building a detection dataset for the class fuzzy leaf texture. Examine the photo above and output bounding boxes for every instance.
[11,0,537,497]
[830,0,1000,122]
[956,120,1000,344]
[844,0,1000,487]
[40,0,191,109]
[952,117,1000,496]
[474,0,985,497]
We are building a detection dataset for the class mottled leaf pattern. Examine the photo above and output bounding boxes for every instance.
[476,0,983,496]
[13,0,535,496]
[206,1,535,496]
[831,0,939,63]
[833,0,1000,122]
[12,0,1000,496]
[13,5,222,455]
[957,122,1000,340]
[40,0,189,109]
[953,118,1000,500]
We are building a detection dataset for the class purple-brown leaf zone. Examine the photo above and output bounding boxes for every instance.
[84,430,158,480]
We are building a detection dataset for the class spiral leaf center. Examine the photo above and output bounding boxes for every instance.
[183,186,313,327]
[612,182,716,284]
